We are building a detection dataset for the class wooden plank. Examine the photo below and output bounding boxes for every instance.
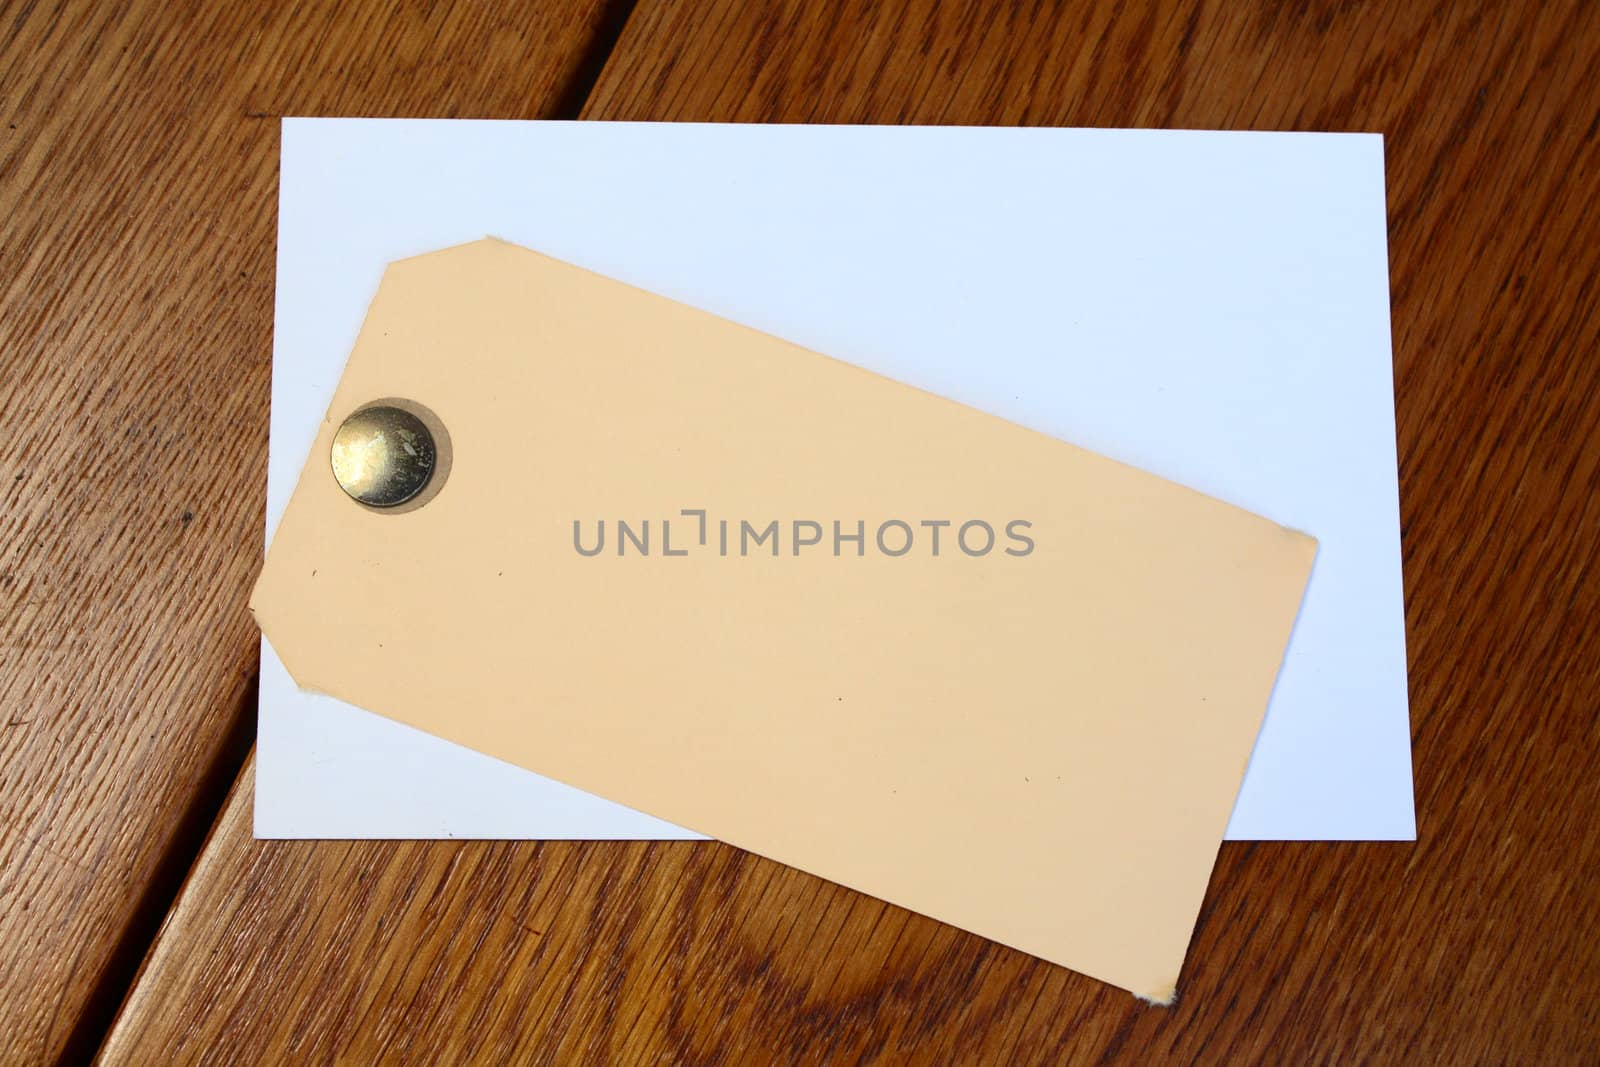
[0,2,620,1062]
[99,1,1600,1062]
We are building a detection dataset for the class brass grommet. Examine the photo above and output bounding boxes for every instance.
[331,404,437,508]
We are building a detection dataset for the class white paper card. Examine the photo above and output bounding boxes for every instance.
[258,119,1414,841]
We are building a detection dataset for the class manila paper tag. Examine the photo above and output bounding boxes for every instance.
[251,238,1317,1002]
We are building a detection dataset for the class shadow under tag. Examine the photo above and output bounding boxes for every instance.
[251,238,1316,1002]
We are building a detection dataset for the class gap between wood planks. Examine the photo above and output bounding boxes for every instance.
[58,677,257,1067]
[61,4,642,1063]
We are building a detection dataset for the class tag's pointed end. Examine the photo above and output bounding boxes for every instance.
[249,559,327,699]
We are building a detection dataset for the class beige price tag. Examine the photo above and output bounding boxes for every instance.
[252,238,1315,1001]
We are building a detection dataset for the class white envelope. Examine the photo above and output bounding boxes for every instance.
[257,119,1414,841]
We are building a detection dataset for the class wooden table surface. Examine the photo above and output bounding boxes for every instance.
[4,1,1598,1063]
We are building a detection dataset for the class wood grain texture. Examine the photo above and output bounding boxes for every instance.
[97,0,1600,1063]
[0,2,618,1063]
